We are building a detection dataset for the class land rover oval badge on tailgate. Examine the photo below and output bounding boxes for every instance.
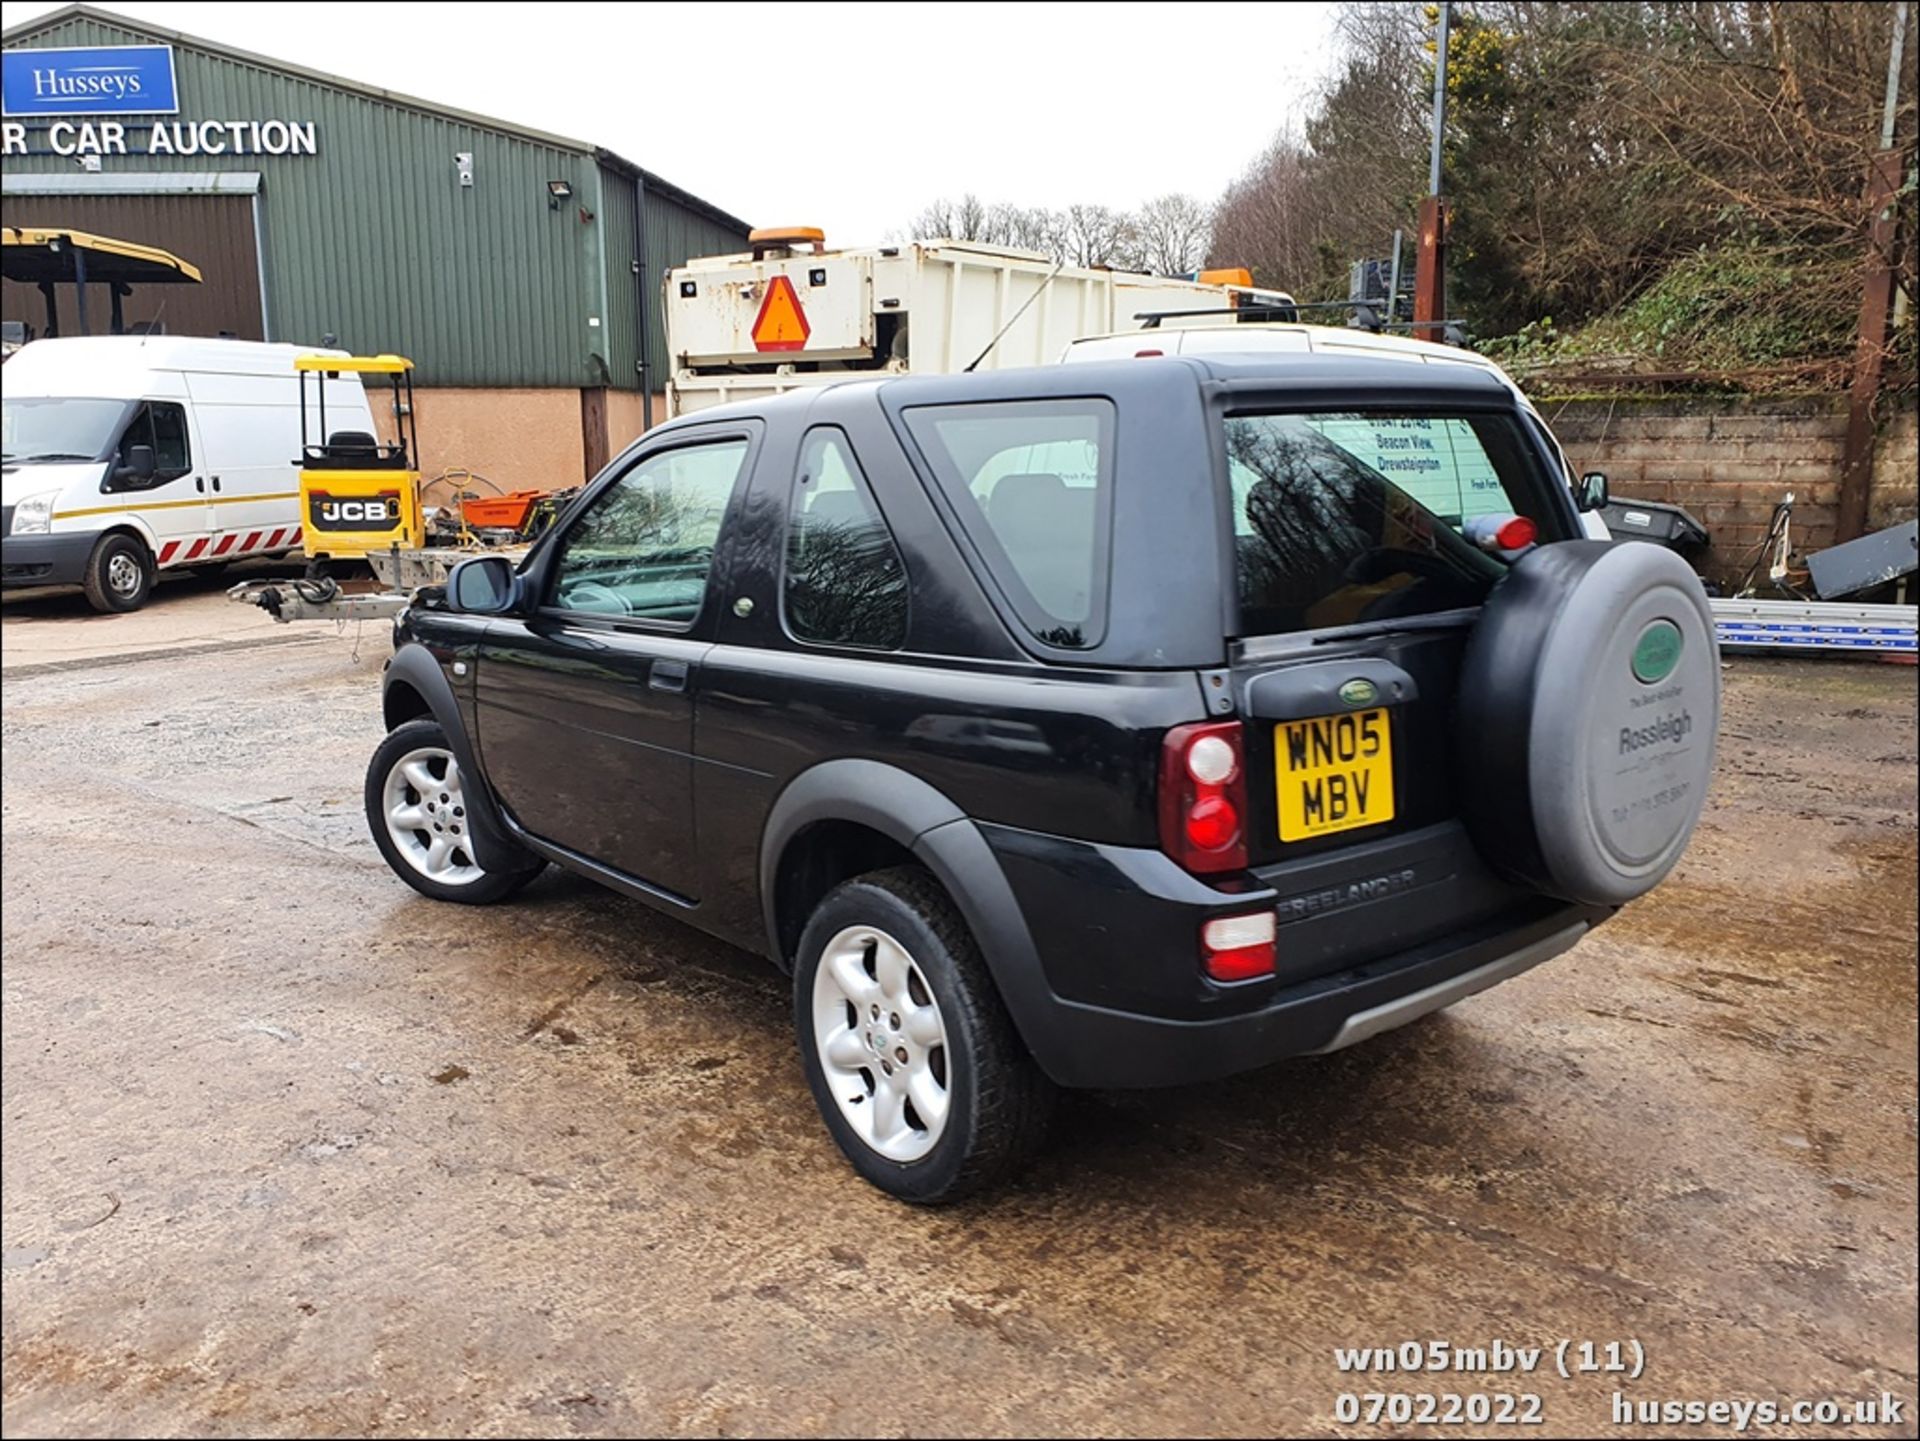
[1631,620,1684,684]
[1339,677,1378,708]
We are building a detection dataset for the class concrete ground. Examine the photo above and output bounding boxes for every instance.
[1,581,1915,1438]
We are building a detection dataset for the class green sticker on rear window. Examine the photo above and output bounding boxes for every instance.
[1632,620,1683,684]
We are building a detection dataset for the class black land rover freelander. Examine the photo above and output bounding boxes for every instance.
[366,355,1720,1202]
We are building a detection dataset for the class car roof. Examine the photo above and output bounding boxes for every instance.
[868,351,1518,408]
[661,349,1518,435]
[1064,320,1491,362]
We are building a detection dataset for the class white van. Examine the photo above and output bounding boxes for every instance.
[1059,322,1613,540]
[1,336,374,611]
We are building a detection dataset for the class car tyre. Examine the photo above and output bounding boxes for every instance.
[365,718,544,904]
[795,865,1055,1203]
[81,532,154,613]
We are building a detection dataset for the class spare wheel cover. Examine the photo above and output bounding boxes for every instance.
[1456,540,1719,906]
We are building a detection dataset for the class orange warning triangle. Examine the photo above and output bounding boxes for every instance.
[751,274,812,352]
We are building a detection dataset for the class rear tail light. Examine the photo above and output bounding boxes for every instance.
[1494,516,1538,550]
[1202,911,1276,982]
[1159,720,1248,873]
[1465,512,1539,555]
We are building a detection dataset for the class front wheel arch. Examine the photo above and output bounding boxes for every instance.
[383,678,433,732]
[380,645,525,873]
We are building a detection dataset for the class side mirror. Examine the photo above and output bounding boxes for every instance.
[447,554,518,614]
[1576,471,1609,513]
[123,444,157,483]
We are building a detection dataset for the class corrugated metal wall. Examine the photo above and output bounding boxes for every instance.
[597,163,641,390]
[1,192,262,339]
[3,13,748,392]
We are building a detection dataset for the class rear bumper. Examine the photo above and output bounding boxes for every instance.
[2,531,94,588]
[970,820,1609,1089]
[1027,903,1592,1088]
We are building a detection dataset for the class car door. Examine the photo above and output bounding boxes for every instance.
[103,399,212,569]
[471,423,760,900]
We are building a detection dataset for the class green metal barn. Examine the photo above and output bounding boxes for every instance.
[2,4,753,483]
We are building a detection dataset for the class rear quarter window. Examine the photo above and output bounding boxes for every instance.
[903,398,1114,649]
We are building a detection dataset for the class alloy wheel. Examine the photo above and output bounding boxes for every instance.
[810,925,952,1162]
[382,746,486,886]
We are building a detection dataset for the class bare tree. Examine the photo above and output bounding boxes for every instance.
[1057,204,1132,268]
[911,193,993,243]
[1134,193,1215,275]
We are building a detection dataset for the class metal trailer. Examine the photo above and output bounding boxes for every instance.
[229,539,536,623]
[665,230,1292,417]
[1711,597,1918,657]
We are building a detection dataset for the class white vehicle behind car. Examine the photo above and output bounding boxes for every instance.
[2,336,372,611]
[664,230,1293,418]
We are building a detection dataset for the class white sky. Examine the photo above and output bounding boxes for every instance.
[2,1,1342,242]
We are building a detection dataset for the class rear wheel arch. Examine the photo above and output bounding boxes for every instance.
[759,759,968,970]
[759,760,1072,1082]
[771,818,917,970]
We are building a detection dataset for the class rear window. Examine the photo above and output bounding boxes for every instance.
[1224,411,1557,637]
[903,398,1113,649]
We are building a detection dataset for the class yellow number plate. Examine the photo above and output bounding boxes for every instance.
[1275,708,1395,841]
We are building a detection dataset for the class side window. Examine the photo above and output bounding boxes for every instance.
[147,403,191,478]
[110,403,191,489]
[783,428,908,650]
[901,398,1114,649]
[547,437,749,623]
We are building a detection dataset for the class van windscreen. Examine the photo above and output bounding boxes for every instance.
[1,397,129,464]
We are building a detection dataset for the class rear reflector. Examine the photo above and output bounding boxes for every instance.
[1202,911,1276,982]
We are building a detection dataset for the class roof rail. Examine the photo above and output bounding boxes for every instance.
[1133,299,1469,344]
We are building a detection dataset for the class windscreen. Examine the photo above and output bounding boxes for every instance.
[1224,410,1557,637]
[1,397,128,464]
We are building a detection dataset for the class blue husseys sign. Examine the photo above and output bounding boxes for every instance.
[2,45,180,117]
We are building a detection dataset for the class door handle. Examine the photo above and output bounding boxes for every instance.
[649,659,689,693]
[210,476,222,492]
[195,477,205,492]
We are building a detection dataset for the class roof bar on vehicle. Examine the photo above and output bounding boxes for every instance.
[1132,300,1468,345]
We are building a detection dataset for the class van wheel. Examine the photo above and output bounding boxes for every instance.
[794,866,1055,1203]
[364,719,545,904]
[81,533,153,613]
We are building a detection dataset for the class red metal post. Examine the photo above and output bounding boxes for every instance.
[1838,149,1903,542]
[1413,197,1449,344]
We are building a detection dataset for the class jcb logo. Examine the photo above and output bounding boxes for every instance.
[309,491,402,530]
[321,499,396,522]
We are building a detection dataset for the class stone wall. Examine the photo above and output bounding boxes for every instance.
[1870,404,1919,533]
[1545,394,1917,584]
